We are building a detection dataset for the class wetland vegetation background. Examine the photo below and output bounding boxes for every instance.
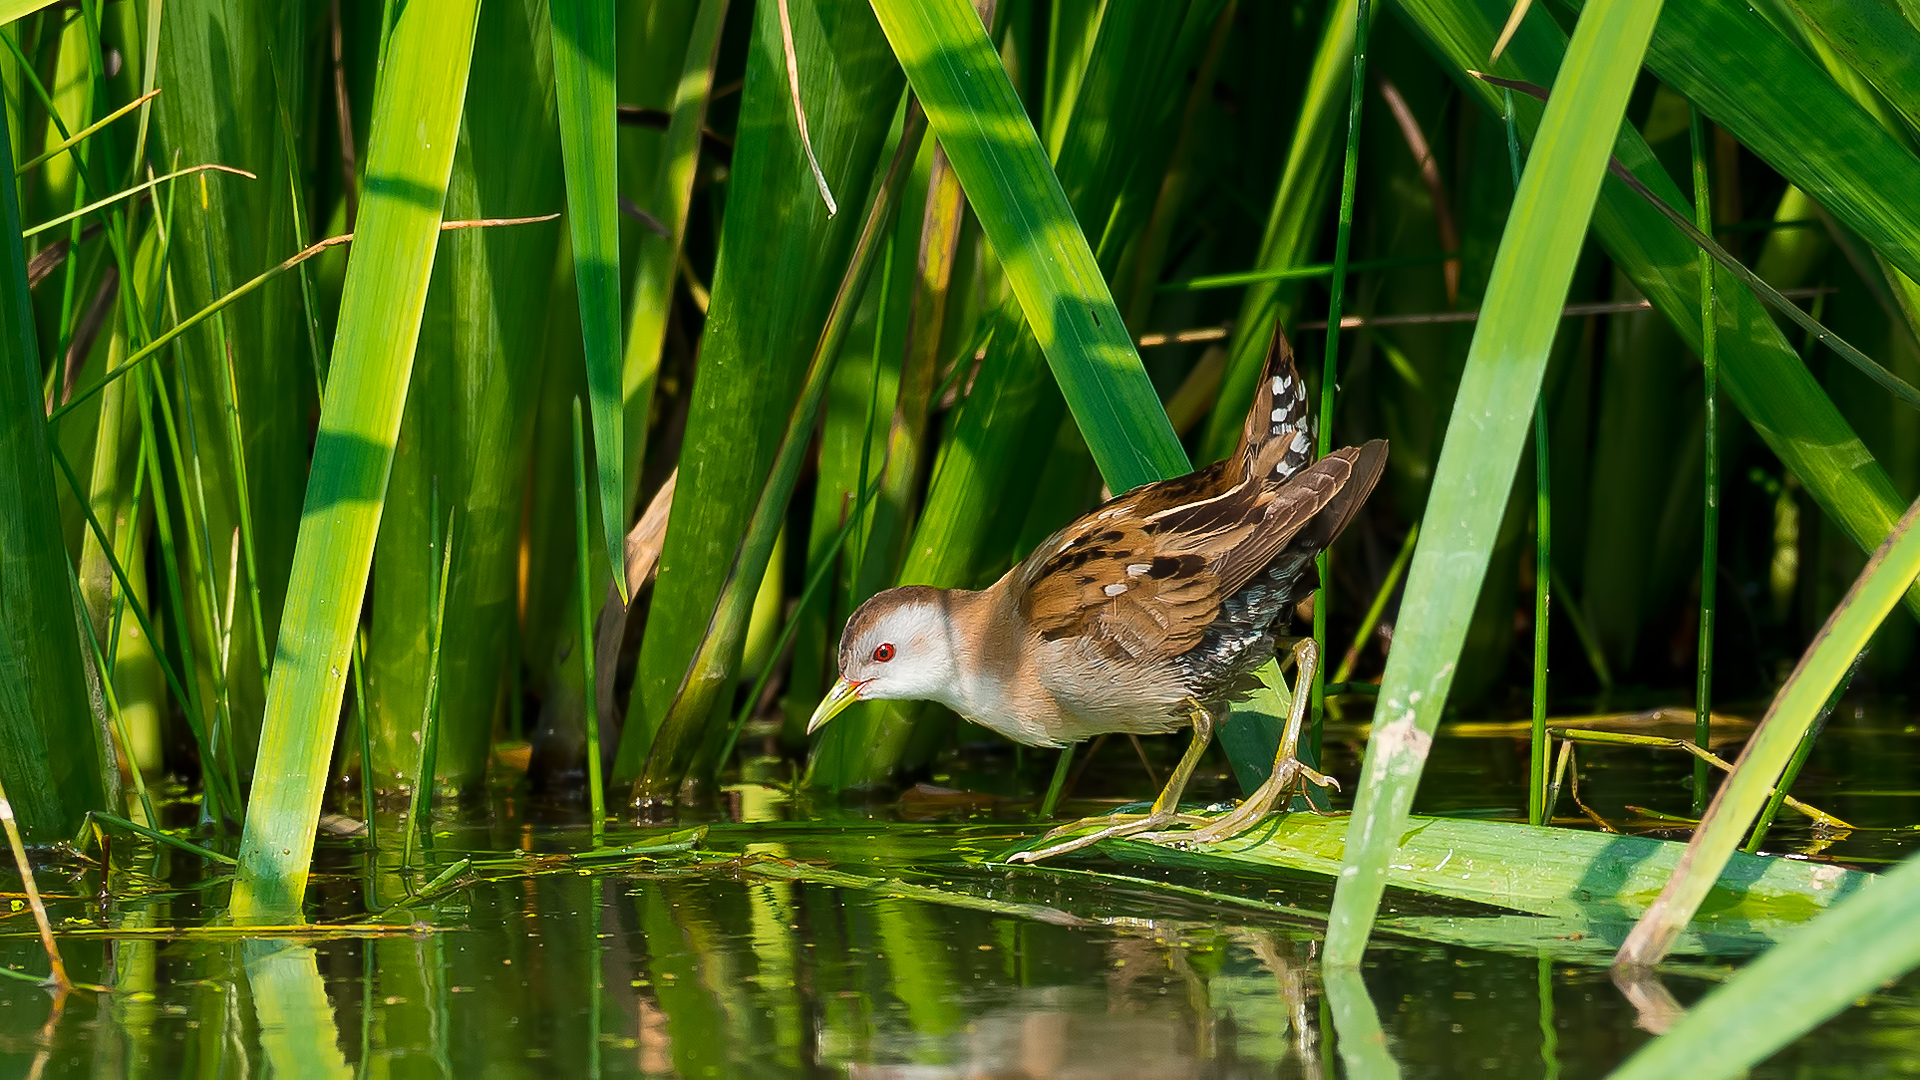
[3,0,1920,1074]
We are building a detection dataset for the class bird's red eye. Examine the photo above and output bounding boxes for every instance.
[872,643,895,663]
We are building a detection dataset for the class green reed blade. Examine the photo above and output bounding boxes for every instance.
[0,99,105,840]
[782,164,919,752]
[22,162,254,238]
[1690,105,1718,816]
[1169,253,1453,296]
[0,0,58,25]
[1611,847,1920,1080]
[89,810,235,865]
[619,0,906,783]
[868,0,1188,494]
[1093,811,1862,953]
[265,47,330,402]
[201,219,269,694]
[369,0,566,793]
[14,86,155,174]
[76,222,157,676]
[1782,0,1920,133]
[718,471,883,777]
[634,104,928,802]
[1498,86,1553,830]
[154,315,243,798]
[1530,401,1551,826]
[1616,494,1920,968]
[784,128,946,749]
[549,0,626,602]
[133,365,231,819]
[351,627,373,851]
[231,0,479,921]
[66,536,136,818]
[618,0,728,517]
[58,452,153,825]
[1325,0,1664,967]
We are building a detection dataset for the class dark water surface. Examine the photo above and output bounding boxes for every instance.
[2,703,1917,1077]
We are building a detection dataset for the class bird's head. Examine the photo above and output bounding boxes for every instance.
[806,585,961,734]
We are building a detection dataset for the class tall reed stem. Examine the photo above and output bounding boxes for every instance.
[403,487,454,870]
[573,398,607,833]
[352,627,375,850]
[1531,409,1551,825]
[1313,0,1372,752]
[1503,88,1552,826]
[1691,106,1720,815]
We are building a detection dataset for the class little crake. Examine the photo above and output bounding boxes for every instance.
[808,324,1387,861]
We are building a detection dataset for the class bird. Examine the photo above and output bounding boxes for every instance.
[806,323,1387,862]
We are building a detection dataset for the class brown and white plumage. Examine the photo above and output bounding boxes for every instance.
[812,325,1387,754]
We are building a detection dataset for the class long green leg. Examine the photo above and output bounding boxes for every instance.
[1004,701,1216,864]
[1142,638,1339,846]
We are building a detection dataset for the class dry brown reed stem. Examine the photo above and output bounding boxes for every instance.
[1376,75,1460,304]
[0,776,68,991]
[328,0,358,228]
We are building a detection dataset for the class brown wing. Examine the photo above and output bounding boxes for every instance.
[1016,451,1362,665]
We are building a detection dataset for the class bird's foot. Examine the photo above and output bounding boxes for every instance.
[1004,809,1210,864]
[1136,758,1340,848]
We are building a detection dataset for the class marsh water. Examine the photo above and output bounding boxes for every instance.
[4,703,1918,1078]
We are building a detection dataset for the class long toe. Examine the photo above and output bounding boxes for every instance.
[1300,765,1340,792]
[1006,809,1202,863]
[1138,799,1276,846]
[1034,812,1147,845]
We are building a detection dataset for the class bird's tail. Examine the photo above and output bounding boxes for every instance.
[1236,321,1317,484]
